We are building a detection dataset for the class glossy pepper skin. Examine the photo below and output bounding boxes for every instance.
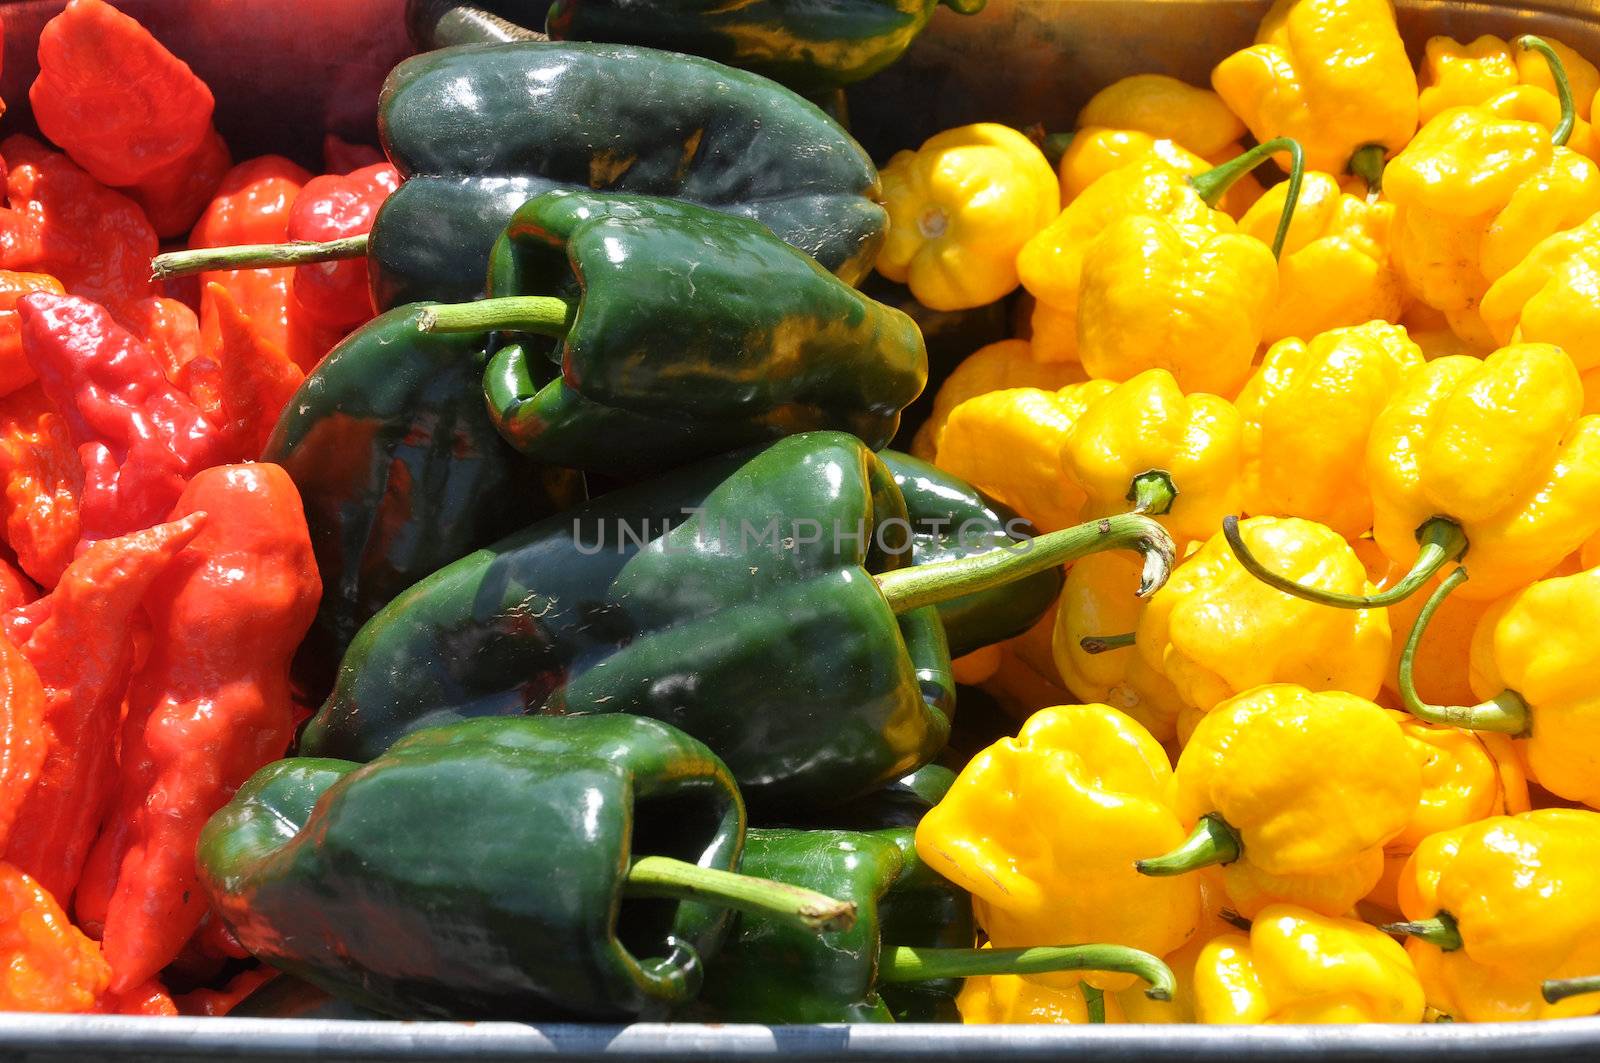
[1238,171,1403,345]
[1210,0,1418,175]
[261,304,579,691]
[200,715,746,1020]
[287,163,400,330]
[0,862,110,1012]
[1163,685,1419,919]
[0,384,82,588]
[373,42,885,308]
[545,0,985,95]
[909,339,1085,461]
[0,273,65,403]
[0,633,45,851]
[1194,906,1425,1024]
[1396,810,1600,1022]
[1236,322,1424,539]
[1077,75,1247,161]
[1481,210,1600,378]
[302,433,955,808]
[876,124,1058,311]
[882,450,1060,658]
[917,704,1201,986]
[1367,344,1600,601]
[76,465,320,993]
[1418,35,1600,129]
[1137,517,1390,729]
[479,190,926,475]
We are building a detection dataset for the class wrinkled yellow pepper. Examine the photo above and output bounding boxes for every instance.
[1394,810,1600,1022]
[909,339,1087,460]
[1058,130,1208,204]
[1211,0,1418,175]
[1480,210,1600,380]
[917,704,1202,989]
[1136,516,1391,729]
[877,123,1060,310]
[959,970,1121,1025]
[1115,868,1237,1024]
[1238,171,1404,344]
[1146,684,1419,918]
[934,382,1112,532]
[1418,35,1599,128]
[1078,75,1248,159]
[1236,322,1424,539]
[1195,906,1426,1023]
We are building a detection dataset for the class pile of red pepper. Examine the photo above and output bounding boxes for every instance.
[0,0,397,1014]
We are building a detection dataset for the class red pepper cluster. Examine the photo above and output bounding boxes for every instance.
[0,0,373,1014]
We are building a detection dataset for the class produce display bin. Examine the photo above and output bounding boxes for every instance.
[0,0,1596,1058]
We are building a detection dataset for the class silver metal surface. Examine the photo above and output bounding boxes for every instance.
[0,0,1597,1056]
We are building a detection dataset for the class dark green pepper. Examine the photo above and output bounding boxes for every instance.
[681,827,1175,1023]
[301,431,1174,808]
[261,304,581,690]
[543,0,986,95]
[882,449,1061,658]
[199,715,855,1020]
[802,763,956,833]
[420,189,926,476]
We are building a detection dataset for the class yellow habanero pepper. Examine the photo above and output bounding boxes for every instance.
[1194,906,1425,1024]
[1227,343,1600,611]
[958,967,1124,1025]
[1480,211,1600,382]
[1385,39,1600,346]
[1235,322,1424,539]
[1396,564,1600,807]
[908,339,1087,461]
[1139,684,1420,919]
[1237,171,1405,344]
[1418,35,1600,130]
[934,382,1113,532]
[1058,131,1207,205]
[917,704,1203,989]
[1017,140,1300,366]
[1210,0,1418,177]
[877,123,1059,311]
[1389,810,1600,1022]
[1135,516,1391,733]
[1078,75,1247,160]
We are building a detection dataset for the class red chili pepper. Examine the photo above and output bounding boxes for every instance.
[0,383,83,588]
[0,272,65,399]
[207,282,305,458]
[128,130,232,240]
[85,464,318,992]
[120,295,201,390]
[175,967,277,1017]
[0,513,205,905]
[0,551,37,613]
[0,862,110,1013]
[18,292,228,542]
[287,162,399,331]
[30,0,214,189]
[96,978,177,1016]
[0,633,45,853]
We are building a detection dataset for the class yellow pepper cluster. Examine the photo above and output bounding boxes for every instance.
[876,0,1600,1028]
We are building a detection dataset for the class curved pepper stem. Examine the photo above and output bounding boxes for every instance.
[1398,567,1533,735]
[1080,632,1137,655]
[1544,976,1600,1005]
[1190,136,1305,258]
[877,944,1175,1002]
[407,0,547,47]
[1135,813,1241,877]
[1083,985,1107,1022]
[418,295,575,338]
[1348,144,1387,195]
[1380,912,1463,953]
[151,234,370,281]
[1223,514,1467,610]
[1517,36,1576,147]
[875,513,1176,615]
[624,856,856,935]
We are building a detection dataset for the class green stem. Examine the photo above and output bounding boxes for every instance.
[1080,632,1136,655]
[1083,985,1107,1023]
[1127,470,1177,517]
[150,234,369,281]
[417,295,575,337]
[624,856,856,935]
[1041,132,1075,167]
[1517,36,1576,147]
[1349,144,1387,195]
[1544,976,1600,1005]
[1136,814,1241,876]
[1398,566,1532,735]
[1224,515,1467,609]
[1189,136,1305,258]
[1381,912,1463,953]
[878,945,1173,1002]
[875,512,1175,615]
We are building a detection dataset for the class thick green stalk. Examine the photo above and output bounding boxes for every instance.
[1348,144,1387,195]
[1517,36,1576,147]
[1544,976,1600,1005]
[624,856,856,935]
[875,513,1175,615]
[150,234,370,281]
[1128,469,1177,517]
[878,944,1174,1002]
[1224,515,1467,609]
[1189,136,1305,257]
[1398,567,1532,735]
[1136,814,1241,876]
[1084,985,1107,1023]
[417,295,575,337]
[1080,632,1137,655]
[1381,912,1463,953]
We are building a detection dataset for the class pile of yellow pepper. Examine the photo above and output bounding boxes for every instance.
[880,0,1600,1026]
